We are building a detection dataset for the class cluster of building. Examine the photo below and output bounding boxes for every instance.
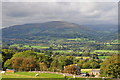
[64,64,100,77]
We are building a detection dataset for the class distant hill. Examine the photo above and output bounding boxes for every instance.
[2,21,117,43]
[86,24,118,32]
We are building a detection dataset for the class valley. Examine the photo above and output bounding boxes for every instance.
[1,21,119,79]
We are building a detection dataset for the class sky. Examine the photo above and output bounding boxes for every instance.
[2,0,120,2]
[1,1,119,28]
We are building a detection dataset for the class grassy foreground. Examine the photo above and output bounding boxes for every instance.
[1,72,113,80]
[2,72,64,78]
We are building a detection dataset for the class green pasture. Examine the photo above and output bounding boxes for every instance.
[53,50,73,53]
[76,56,90,59]
[10,44,49,49]
[10,44,19,47]
[1,78,113,80]
[67,38,95,42]
[88,40,96,43]
[2,72,113,80]
[94,50,118,53]
[81,69,100,73]
[98,56,110,59]
[2,72,64,78]
[23,45,49,49]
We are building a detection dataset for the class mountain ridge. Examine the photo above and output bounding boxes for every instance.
[2,21,117,43]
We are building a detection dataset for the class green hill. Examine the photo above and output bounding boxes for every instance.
[2,21,117,44]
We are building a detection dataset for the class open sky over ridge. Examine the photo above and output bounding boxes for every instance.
[1,0,119,28]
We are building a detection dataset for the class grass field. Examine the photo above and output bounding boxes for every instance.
[98,56,110,59]
[10,44,49,49]
[1,72,113,80]
[67,38,81,41]
[23,45,49,49]
[1,78,113,80]
[81,69,100,73]
[53,50,73,53]
[94,50,118,53]
[76,57,90,59]
[2,72,64,78]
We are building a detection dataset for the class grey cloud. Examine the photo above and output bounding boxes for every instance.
[2,0,120,2]
[2,2,118,27]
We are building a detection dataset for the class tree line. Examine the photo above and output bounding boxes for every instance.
[2,49,120,78]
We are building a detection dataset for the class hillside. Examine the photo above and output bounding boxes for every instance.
[2,21,117,44]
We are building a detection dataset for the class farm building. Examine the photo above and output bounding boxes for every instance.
[64,64,81,75]
[6,69,16,73]
[90,69,100,77]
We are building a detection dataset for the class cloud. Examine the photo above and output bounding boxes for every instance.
[2,2,118,28]
[2,0,119,2]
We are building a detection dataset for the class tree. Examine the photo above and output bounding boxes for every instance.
[13,50,37,58]
[2,49,15,66]
[77,60,85,68]
[107,63,120,78]
[100,54,120,78]
[4,56,38,71]
[37,54,52,68]
[4,59,12,69]
[90,62,100,69]
[57,56,74,70]
[2,49,15,70]
[11,57,38,71]
[39,62,48,71]
[11,57,23,71]
[21,57,38,71]
[50,59,58,72]
[82,62,90,69]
